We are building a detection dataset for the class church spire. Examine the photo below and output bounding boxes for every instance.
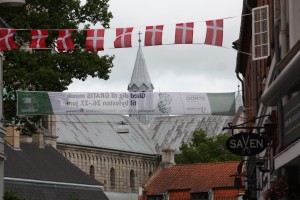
[128,32,154,92]
[138,31,142,47]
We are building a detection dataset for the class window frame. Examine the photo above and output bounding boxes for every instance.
[252,5,270,61]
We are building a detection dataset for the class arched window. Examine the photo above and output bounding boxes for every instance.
[110,168,115,188]
[90,165,95,179]
[130,169,135,189]
[149,171,152,176]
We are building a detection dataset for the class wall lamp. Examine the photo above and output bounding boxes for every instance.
[260,117,277,140]
[255,157,270,173]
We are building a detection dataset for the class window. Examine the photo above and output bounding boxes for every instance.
[130,169,135,189]
[110,167,115,187]
[89,165,95,179]
[148,195,164,200]
[42,116,49,129]
[252,5,270,60]
[191,192,208,200]
[170,191,190,200]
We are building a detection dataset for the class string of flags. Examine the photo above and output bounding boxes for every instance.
[0,19,223,52]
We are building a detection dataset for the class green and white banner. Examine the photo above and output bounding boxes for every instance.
[17,91,236,116]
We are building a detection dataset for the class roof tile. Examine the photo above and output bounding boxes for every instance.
[144,161,242,194]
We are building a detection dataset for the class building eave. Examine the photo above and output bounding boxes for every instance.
[261,40,300,106]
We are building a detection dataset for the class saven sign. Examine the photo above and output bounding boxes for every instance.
[226,132,268,156]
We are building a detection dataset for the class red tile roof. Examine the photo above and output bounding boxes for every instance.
[143,161,242,195]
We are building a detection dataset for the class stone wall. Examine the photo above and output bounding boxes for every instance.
[57,144,159,192]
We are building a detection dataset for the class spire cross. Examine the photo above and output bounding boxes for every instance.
[138,31,142,47]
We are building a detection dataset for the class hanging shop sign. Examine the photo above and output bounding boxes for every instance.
[16,91,236,116]
[226,132,268,156]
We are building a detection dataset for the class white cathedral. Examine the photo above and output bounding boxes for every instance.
[40,45,240,200]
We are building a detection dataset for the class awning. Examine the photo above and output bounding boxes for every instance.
[274,138,300,169]
[261,41,300,106]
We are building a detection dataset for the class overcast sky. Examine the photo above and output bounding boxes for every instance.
[66,0,243,93]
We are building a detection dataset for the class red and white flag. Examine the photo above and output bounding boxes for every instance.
[29,29,48,49]
[175,22,194,44]
[205,19,223,46]
[114,28,133,48]
[0,28,18,51]
[57,29,75,52]
[86,29,105,52]
[145,25,163,46]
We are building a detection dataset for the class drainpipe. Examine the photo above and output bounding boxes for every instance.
[280,0,288,57]
[253,61,259,114]
[244,0,259,114]
[276,0,287,154]
[244,0,252,11]
[235,0,252,107]
[236,73,245,105]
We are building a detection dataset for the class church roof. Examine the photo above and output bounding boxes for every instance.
[56,114,232,155]
[128,47,154,91]
[56,44,235,155]
[56,115,156,155]
[4,142,108,200]
[148,115,232,153]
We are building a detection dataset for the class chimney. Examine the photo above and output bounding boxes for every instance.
[32,128,44,149]
[5,125,20,149]
[160,147,175,169]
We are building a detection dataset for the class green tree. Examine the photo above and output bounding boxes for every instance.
[0,0,114,133]
[175,130,242,164]
[3,190,26,200]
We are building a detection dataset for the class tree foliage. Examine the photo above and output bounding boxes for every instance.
[175,130,242,164]
[4,190,26,200]
[0,0,114,133]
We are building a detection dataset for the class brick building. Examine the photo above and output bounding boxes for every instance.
[235,0,300,199]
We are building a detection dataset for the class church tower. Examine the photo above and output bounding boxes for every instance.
[128,33,154,124]
[128,33,154,92]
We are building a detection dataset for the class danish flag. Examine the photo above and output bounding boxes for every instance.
[86,29,105,52]
[29,29,48,49]
[205,19,223,46]
[175,22,194,44]
[57,29,75,51]
[0,28,18,51]
[114,28,133,48]
[145,25,164,46]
